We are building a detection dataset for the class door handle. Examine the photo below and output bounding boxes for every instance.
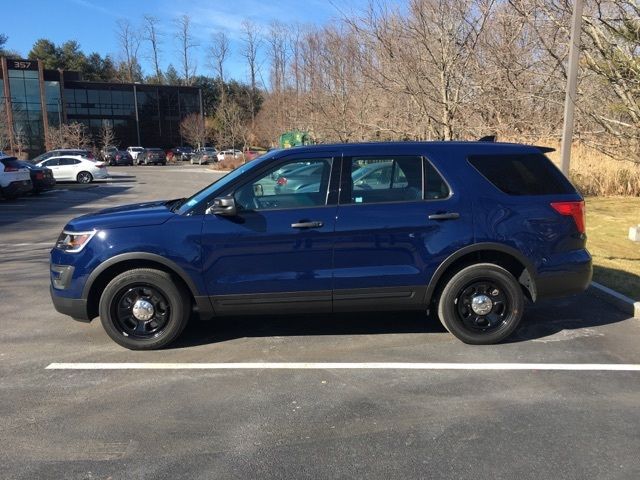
[428,212,460,221]
[291,221,324,229]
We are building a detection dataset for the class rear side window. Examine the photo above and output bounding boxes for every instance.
[1,158,20,169]
[347,156,423,204]
[468,153,575,195]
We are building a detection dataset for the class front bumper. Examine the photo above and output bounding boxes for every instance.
[50,286,91,322]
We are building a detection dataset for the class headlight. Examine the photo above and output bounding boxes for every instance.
[55,230,97,253]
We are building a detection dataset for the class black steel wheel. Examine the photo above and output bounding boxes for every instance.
[437,263,524,344]
[99,268,190,350]
[76,171,93,183]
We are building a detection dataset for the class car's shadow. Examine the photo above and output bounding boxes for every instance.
[170,291,632,349]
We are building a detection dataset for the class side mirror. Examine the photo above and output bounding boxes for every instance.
[206,195,237,216]
[253,184,264,197]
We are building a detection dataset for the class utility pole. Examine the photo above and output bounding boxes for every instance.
[560,0,584,176]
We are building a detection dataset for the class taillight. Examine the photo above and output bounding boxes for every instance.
[36,172,44,179]
[551,201,585,234]
[277,177,287,186]
[96,163,106,169]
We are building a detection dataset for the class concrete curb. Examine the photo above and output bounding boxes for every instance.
[589,282,640,318]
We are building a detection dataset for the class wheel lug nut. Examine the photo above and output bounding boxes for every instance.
[491,289,499,296]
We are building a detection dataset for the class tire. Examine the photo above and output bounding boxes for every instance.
[437,263,524,345]
[76,171,93,184]
[99,268,191,350]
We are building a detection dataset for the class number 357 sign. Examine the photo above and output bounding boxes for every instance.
[10,59,38,70]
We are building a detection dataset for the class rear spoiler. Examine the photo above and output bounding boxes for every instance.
[477,135,556,154]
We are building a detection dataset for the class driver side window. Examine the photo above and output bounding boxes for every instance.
[234,158,333,211]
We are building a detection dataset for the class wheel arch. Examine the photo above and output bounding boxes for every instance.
[82,253,204,320]
[425,243,538,306]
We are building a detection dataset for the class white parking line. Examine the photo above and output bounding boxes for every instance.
[46,362,640,371]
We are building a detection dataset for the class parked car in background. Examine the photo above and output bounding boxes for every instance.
[170,147,194,162]
[100,146,118,163]
[126,146,145,161]
[0,156,32,199]
[106,151,133,166]
[243,148,268,161]
[32,149,95,164]
[137,148,166,166]
[217,149,243,162]
[36,155,109,184]
[191,147,218,165]
[15,160,56,193]
[274,162,327,194]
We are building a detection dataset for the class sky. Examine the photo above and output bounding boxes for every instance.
[2,0,373,84]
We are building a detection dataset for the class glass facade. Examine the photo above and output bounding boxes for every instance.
[1,58,202,155]
[64,83,201,149]
[8,69,44,151]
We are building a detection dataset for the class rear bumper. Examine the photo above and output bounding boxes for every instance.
[50,286,91,322]
[535,251,593,300]
[33,178,56,191]
[2,179,33,196]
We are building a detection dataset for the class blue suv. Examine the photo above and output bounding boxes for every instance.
[50,142,592,349]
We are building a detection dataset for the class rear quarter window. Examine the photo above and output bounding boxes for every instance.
[468,153,575,195]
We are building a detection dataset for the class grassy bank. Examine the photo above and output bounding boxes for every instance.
[586,197,640,299]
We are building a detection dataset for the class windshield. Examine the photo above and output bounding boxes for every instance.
[174,150,280,215]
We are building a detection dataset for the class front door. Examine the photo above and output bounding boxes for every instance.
[201,153,339,315]
[332,154,472,312]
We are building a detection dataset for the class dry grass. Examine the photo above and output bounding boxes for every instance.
[544,142,640,197]
[585,197,640,299]
[214,156,246,171]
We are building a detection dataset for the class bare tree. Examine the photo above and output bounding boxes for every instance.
[46,123,92,150]
[115,19,141,83]
[142,15,163,83]
[241,20,262,128]
[210,31,230,104]
[180,113,208,149]
[99,122,117,150]
[0,104,12,152]
[175,14,199,85]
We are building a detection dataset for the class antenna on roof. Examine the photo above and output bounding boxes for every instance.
[478,135,497,142]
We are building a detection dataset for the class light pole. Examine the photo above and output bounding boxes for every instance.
[560,0,584,175]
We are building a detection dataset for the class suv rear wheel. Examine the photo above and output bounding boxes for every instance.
[99,268,190,350]
[437,263,524,345]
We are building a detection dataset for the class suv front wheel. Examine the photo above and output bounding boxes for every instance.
[99,268,190,350]
[437,263,524,345]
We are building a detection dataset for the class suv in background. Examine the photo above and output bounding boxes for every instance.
[170,147,194,162]
[191,147,217,165]
[136,148,166,166]
[126,146,145,161]
[0,156,32,198]
[32,149,95,164]
[49,141,592,350]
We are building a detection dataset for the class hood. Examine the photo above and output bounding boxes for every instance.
[66,200,176,231]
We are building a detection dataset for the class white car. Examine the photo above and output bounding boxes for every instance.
[216,149,243,162]
[0,156,32,199]
[36,155,109,184]
[126,146,145,160]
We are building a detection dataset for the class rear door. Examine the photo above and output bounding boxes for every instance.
[332,153,473,312]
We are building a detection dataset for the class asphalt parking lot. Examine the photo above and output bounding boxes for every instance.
[1,165,639,479]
